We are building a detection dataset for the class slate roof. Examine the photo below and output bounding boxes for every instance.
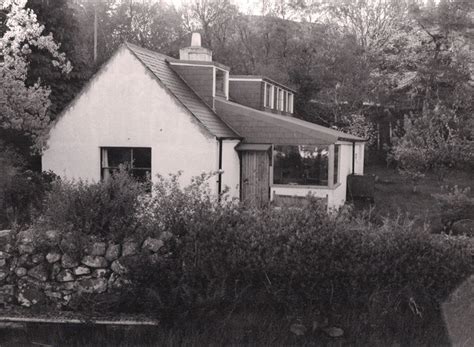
[125,43,239,139]
[126,42,363,145]
[215,98,364,145]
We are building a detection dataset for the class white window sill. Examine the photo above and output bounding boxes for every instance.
[272,182,341,190]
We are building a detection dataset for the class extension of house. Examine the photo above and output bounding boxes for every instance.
[42,33,365,209]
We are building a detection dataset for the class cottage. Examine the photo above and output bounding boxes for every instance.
[42,33,365,209]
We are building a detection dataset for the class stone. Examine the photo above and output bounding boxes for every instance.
[31,253,45,264]
[81,255,108,268]
[18,243,34,255]
[61,254,79,268]
[0,230,11,238]
[122,241,139,256]
[17,254,29,266]
[51,263,61,278]
[142,237,164,253]
[78,278,107,294]
[45,291,62,300]
[61,282,77,291]
[0,259,6,267]
[105,244,121,262]
[323,327,344,338]
[60,233,80,254]
[451,219,474,236]
[92,268,110,278]
[73,266,91,276]
[0,270,7,281]
[44,230,61,244]
[89,242,107,256]
[27,264,48,282]
[0,251,11,259]
[159,231,173,242]
[110,259,128,275]
[290,323,307,336]
[46,252,61,263]
[15,267,27,277]
[17,287,46,307]
[57,269,75,282]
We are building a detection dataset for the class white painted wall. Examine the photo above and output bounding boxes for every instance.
[221,140,240,199]
[42,46,219,191]
[270,141,365,209]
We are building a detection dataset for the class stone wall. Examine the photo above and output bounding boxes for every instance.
[0,228,169,309]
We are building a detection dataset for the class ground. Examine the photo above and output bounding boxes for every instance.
[360,164,474,229]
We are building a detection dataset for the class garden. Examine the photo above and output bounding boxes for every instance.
[0,168,473,345]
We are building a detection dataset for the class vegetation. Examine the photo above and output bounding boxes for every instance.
[6,172,469,344]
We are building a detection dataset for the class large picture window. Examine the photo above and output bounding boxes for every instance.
[273,145,329,186]
[101,147,151,182]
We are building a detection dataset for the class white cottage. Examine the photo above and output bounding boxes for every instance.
[42,33,365,209]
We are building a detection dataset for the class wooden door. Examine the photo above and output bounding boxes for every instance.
[241,150,270,207]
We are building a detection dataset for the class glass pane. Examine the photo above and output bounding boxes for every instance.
[274,145,329,186]
[107,148,131,168]
[133,148,151,169]
[215,69,225,96]
[334,145,340,184]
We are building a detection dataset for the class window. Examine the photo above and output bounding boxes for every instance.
[265,83,272,108]
[273,145,329,186]
[273,87,278,109]
[278,89,284,111]
[283,91,287,112]
[215,68,227,97]
[101,147,151,182]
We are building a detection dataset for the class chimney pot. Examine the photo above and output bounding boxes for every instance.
[191,32,201,47]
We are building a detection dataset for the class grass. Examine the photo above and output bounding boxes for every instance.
[362,164,474,229]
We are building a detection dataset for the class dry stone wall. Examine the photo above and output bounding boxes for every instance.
[0,228,168,309]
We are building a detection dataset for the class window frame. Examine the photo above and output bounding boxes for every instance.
[100,147,152,181]
[272,144,340,189]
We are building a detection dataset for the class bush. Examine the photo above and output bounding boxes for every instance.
[433,186,474,231]
[40,169,146,242]
[127,174,474,320]
[0,143,58,228]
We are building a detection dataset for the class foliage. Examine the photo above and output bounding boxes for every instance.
[124,174,473,320]
[391,104,473,181]
[0,141,58,227]
[339,113,376,145]
[40,169,146,241]
[0,0,71,151]
[433,185,474,231]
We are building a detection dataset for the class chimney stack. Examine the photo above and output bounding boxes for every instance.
[179,32,212,62]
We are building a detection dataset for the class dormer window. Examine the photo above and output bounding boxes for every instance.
[264,83,273,108]
[215,67,228,99]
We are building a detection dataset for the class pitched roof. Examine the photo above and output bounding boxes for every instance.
[125,43,239,139]
[215,98,364,145]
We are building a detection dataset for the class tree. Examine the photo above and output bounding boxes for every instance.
[0,0,71,152]
[391,103,473,188]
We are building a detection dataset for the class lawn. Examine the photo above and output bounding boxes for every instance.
[362,164,474,229]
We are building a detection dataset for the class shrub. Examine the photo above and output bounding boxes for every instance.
[0,142,58,228]
[128,174,474,320]
[433,186,474,231]
[40,169,146,242]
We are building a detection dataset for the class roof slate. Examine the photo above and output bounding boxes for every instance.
[215,98,365,145]
[125,43,239,139]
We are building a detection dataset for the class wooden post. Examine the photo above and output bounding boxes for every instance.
[328,144,334,188]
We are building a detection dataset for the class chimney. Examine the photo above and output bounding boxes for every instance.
[179,32,212,62]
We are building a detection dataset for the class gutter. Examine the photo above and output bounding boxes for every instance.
[352,141,356,174]
[218,138,223,200]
